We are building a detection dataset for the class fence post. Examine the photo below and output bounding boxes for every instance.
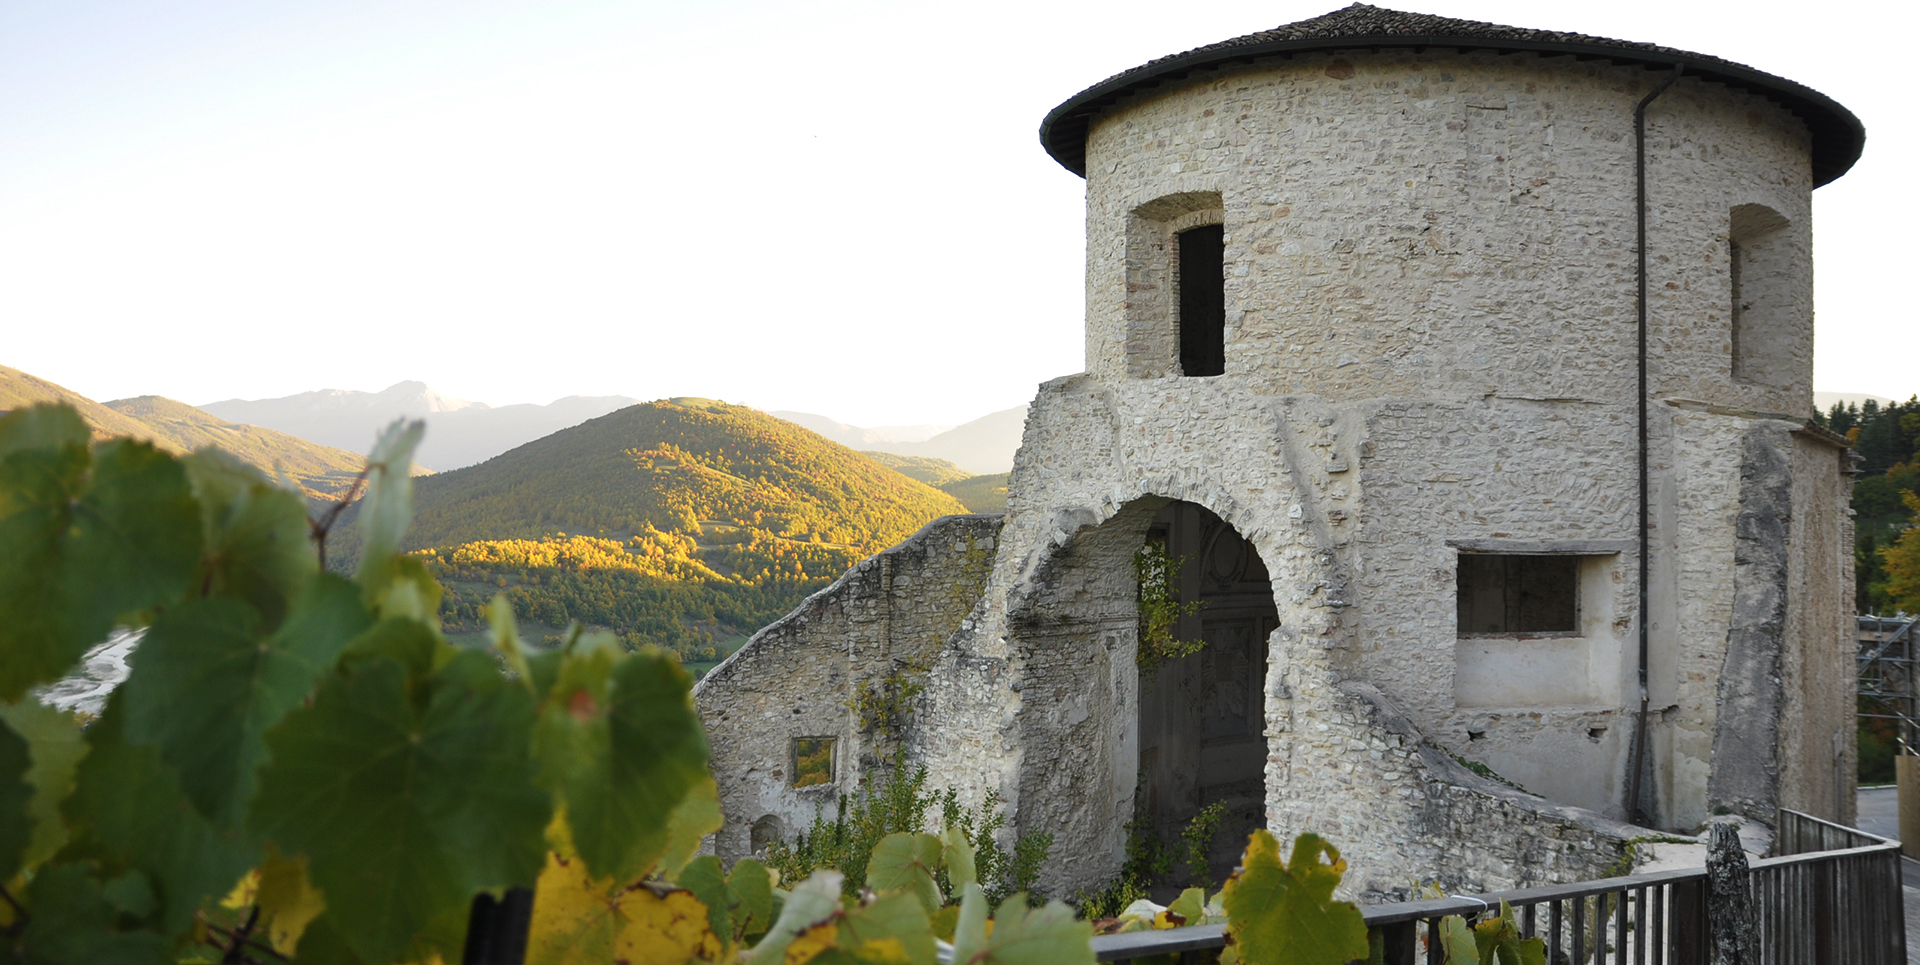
[1705,824,1757,965]
[1671,878,1708,965]
[462,887,535,965]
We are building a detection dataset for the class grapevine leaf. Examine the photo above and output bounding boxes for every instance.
[949,884,1092,965]
[341,613,450,681]
[0,698,87,870]
[489,593,532,684]
[673,854,733,942]
[1438,915,1480,965]
[941,823,977,893]
[354,418,425,597]
[658,774,723,880]
[60,701,258,936]
[811,889,938,965]
[743,870,844,965]
[0,402,89,457]
[182,449,315,629]
[867,832,943,914]
[250,649,549,965]
[19,862,169,965]
[1220,831,1370,965]
[729,857,776,941]
[0,712,31,883]
[534,648,710,883]
[525,851,723,965]
[1166,887,1207,926]
[255,846,328,957]
[0,414,201,701]
[122,576,369,827]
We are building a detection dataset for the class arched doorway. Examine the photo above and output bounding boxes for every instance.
[1003,496,1276,897]
[1136,501,1276,891]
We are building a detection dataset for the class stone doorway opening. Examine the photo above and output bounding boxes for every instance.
[1137,501,1276,893]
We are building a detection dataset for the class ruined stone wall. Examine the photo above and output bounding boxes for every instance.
[1663,407,1750,831]
[694,514,1001,861]
[916,377,1646,898]
[1776,431,1856,825]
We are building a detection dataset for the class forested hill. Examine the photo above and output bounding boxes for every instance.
[326,398,972,664]
[377,397,967,553]
[0,366,371,502]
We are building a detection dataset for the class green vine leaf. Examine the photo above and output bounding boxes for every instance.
[949,882,1093,965]
[181,448,315,630]
[0,698,87,871]
[354,418,425,598]
[1220,830,1370,965]
[532,644,710,884]
[19,862,169,965]
[1439,900,1546,965]
[60,701,258,936]
[0,712,32,884]
[744,869,844,965]
[250,649,549,964]
[121,573,370,827]
[867,831,944,914]
[0,407,201,701]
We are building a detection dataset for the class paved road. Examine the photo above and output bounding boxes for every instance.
[1857,787,1920,963]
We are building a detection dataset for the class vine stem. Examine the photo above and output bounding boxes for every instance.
[0,882,26,936]
[307,465,374,569]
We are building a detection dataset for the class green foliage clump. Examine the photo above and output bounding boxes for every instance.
[1135,540,1206,675]
[1075,799,1226,918]
[1818,396,1920,612]
[0,403,723,964]
[764,761,1052,908]
[850,669,928,738]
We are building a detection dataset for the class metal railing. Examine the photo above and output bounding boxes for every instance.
[1089,809,1906,964]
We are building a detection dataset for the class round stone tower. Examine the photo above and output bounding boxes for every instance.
[916,4,1864,898]
[691,3,1868,902]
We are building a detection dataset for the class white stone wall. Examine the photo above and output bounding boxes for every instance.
[694,514,1000,861]
[699,44,1855,901]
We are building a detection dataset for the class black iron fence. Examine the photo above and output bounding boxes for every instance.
[1089,809,1906,965]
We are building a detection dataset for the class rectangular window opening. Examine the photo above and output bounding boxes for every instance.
[1456,554,1578,635]
[1178,224,1225,377]
[791,737,835,788]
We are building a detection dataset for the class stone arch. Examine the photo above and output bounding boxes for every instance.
[1002,488,1286,897]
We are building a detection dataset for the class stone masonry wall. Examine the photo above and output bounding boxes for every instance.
[916,376,1649,898]
[695,514,1001,861]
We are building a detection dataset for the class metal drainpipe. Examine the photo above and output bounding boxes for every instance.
[1626,66,1683,828]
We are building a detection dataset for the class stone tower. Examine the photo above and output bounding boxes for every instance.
[696,4,1864,899]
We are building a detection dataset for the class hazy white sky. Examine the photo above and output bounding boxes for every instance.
[3,0,1911,426]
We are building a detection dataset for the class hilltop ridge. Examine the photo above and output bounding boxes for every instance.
[0,366,372,501]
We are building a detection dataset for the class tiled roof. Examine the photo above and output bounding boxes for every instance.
[1038,3,1862,185]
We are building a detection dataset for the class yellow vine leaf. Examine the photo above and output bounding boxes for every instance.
[659,776,724,880]
[782,922,838,964]
[527,851,724,965]
[255,848,327,956]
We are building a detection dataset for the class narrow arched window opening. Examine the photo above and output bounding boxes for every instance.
[1177,225,1225,377]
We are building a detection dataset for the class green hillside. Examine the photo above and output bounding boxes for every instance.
[861,451,1009,513]
[940,472,1010,514]
[329,399,970,663]
[0,366,373,502]
[863,451,972,488]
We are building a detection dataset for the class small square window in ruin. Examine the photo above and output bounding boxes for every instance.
[1178,224,1225,377]
[791,737,834,788]
[1456,554,1577,635]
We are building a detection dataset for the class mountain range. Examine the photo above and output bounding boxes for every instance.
[202,382,642,472]
[0,365,370,502]
[770,406,1026,474]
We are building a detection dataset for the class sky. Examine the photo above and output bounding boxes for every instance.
[2,0,1913,427]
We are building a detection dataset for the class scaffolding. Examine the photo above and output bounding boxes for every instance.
[1858,614,1918,753]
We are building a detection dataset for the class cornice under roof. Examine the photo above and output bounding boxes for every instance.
[1039,3,1864,186]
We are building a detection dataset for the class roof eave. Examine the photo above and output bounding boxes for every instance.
[1039,35,1864,187]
